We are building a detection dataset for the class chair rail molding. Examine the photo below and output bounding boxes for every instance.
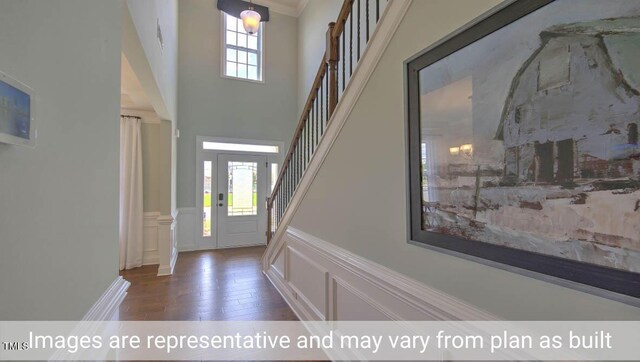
[263,0,412,270]
[264,227,498,322]
[82,277,130,321]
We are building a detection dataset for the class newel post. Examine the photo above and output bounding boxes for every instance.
[326,22,339,117]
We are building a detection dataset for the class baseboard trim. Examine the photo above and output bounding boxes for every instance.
[178,244,198,252]
[82,276,130,321]
[264,267,315,321]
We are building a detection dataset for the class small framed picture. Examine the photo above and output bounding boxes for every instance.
[0,71,36,147]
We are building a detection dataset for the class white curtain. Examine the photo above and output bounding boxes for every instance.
[119,116,144,270]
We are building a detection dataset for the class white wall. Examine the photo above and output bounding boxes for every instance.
[0,0,121,320]
[124,0,178,214]
[126,0,179,122]
[296,0,343,113]
[290,0,640,320]
[177,0,298,208]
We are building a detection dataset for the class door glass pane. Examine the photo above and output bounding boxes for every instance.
[203,161,212,237]
[228,162,257,216]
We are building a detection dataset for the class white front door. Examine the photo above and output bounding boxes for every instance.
[216,153,267,248]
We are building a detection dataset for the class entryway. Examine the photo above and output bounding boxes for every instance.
[197,137,282,250]
[216,153,267,247]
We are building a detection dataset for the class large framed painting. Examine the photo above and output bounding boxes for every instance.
[406,0,640,299]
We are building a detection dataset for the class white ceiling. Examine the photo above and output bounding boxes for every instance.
[253,0,309,17]
[120,54,154,111]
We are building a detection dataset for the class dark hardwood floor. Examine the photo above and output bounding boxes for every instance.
[119,246,297,321]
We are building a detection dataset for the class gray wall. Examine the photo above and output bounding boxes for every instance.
[177,0,298,208]
[290,0,640,320]
[142,123,160,212]
[140,119,172,215]
[0,0,121,320]
[296,0,343,113]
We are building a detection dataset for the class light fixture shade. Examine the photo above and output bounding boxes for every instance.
[240,9,261,34]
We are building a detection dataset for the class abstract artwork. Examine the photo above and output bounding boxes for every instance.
[406,0,640,298]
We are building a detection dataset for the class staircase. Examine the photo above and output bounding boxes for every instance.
[267,0,398,244]
[261,0,417,321]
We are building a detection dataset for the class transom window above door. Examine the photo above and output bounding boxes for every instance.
[222,12,262,82]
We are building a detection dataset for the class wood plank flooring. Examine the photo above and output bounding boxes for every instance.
[119,246,297,321]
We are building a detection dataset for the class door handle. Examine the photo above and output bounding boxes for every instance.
[218,193,224,207]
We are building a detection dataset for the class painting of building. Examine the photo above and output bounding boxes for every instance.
[418,11,640,274]
[496,18,640,185]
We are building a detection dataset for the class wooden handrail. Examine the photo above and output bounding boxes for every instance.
[332,0,355,37]
[267,0,385,242]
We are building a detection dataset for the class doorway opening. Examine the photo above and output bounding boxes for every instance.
[197,136,283,250]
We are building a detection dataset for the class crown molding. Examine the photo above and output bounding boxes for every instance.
[295,0,310,17]
[253,0,309,17]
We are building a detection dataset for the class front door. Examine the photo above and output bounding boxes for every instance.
[216,153,267,248]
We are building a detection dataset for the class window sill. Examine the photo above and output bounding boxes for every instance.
[220,74,265,85]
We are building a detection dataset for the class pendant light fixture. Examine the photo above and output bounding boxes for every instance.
[240,0,261,34]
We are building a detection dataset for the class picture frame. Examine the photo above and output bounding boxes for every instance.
[0,70,36,147]
[406,0,640,300]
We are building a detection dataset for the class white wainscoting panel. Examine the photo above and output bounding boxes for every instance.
[287,246,329,320]
[264,227,498,322]
[332,277,392,321]
[144,212,178,276]
[176,207,198,251]
[143,212,160,265]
